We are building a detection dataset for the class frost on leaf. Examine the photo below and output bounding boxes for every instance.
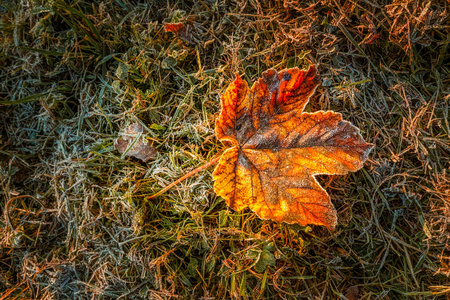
[213,66,373,230]
[115,123,156,162]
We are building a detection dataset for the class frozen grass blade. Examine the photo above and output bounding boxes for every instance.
[0,0,449,298]
[148,156,220,200]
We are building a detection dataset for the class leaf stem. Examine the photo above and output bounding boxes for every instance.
[147,156,220,199]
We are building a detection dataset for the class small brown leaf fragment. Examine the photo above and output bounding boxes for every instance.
[213,66,374,230]
[164,22,193,43]
[345,286,359,300]
[115,123,156,162]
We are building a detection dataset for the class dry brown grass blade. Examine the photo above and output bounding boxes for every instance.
[5,195,47,231]
[0,0,449,298]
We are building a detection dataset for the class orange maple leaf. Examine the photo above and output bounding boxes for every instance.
[213,65,373,230]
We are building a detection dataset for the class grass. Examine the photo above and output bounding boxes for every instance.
[0,0,449,299]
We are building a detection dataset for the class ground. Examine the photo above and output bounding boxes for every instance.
[0,0,449,299]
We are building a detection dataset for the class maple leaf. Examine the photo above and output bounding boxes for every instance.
[212,66,373,230]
